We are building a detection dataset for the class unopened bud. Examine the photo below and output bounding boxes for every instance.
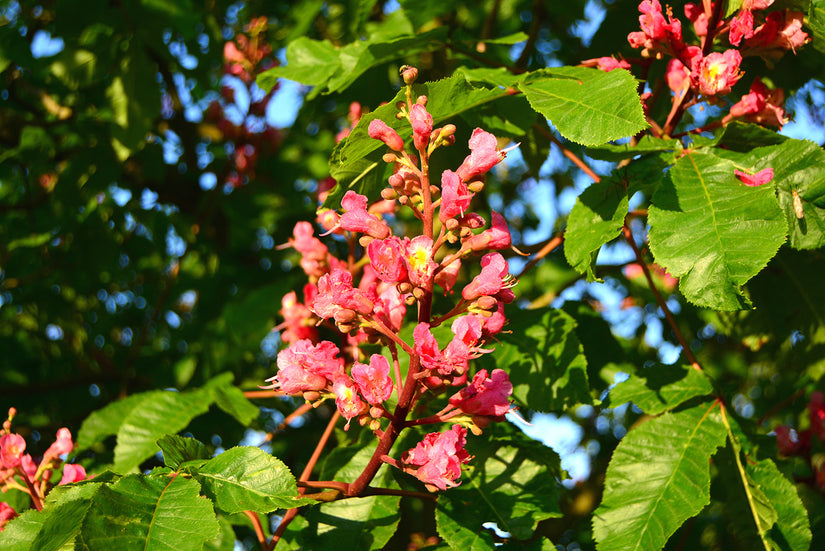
[430,185,439,195]
[369,418,382,431]
[446,218,460,231]
[370,406,384,419]
[359,235,374,248]
[334,308,358,324]
[476,296,498,311]
[447,233,459,244]
[336,321,359,333]
[441,124,456,138]
[358,415,369,427]
[467,181,485,193]
[400,65,419,85]
[383,153,399,163]
[398,195,409,205]
[459,227,472,239]
[381,188,397,200]
[303,391,321,402]
[416,95,427,106]
[405,294,417,306]
[412,287,426,300]
[397,282,413,294]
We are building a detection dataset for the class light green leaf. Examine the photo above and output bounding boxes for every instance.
[256,37,341,93]
[564,176,629,281]
[479,307,589,410]
[608,364,714,415]
[76,392,157,451]
[808,0,825,52]
[112,390,210,473]
[435,436,561,550]
[518,67,647,146]
[593,403,727,551]
[295,444,400,551]
[78,474,219,551]
[193,447,312,514]
[648,150,787,310]
[208,383,259,426]
[750,459,812,550]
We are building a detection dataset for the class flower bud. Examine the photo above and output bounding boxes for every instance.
[397,282,413,294]
[405,294,417,306]
[303,391,322,402]
[368,119,404,151]
[412,287,426,300]
[383,153,399,164]
[334,308,358,325]
[370,406,384,419]
[381,188,397,200]
[467,181,485,193]
[476,296,498,311]
[446,218,460,231]
[416,95,427,106]
[400,65,419,85]
[369,418,382,431]
[359,235,374,248]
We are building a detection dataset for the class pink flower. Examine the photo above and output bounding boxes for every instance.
[339,191,391,239]
[21,454,38,479]
[480,302,507,338]
[449,369,513,417]
[413,323,443,372]
[439,316,491,376]
[435,258,461,295]
[746,10,808,53]
[312,269,374,318]
[43,428,73,462]
[744,0,774,8]
[581,56,631,72]
[456,129,508,182]
[352,354,394,405]
[333,376,365,428]
[374,285,406,332]
[402,425,472,491]
[691,49,742,96]
[280,291,318,344]
[464,211,512,251]
[404,236,437,288]
[290,222,329,278]
[776,11,809,51]
[0,434,25,469]
[665,59,691,95]
[735,168,774,187]
[59,464,87,485]
[462,253,515,303]
[368,119,404,151]
[440,170,474,222]
[729,79,786,128]
[368,237,408,284]
[729,9,754,46]
[265,339,344,394]
[0,502,17,532]
[409,103,433,150]
[684,3,708,36]
[628,0,683,54]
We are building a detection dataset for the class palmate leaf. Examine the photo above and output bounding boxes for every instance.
[291,444,400,551]
[648,150,787,310]
[593,403,727,551]
[750,459,812,550]
[435,434,562,550]
[518,67,647,146]
[77,474,219,551]
[192,447,313,514]
[564,176,629,281]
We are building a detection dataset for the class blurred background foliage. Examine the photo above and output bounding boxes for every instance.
[2,0,824,548]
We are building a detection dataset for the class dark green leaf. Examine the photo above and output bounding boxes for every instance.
[593,403,727,551]
[157,435,210,469]
[585,135,682,162]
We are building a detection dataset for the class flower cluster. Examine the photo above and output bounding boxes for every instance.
[266,67,518,491]
[0,408,87,530]
[775,392,825,493]
[615,0,809,131]
[204,16,281,189]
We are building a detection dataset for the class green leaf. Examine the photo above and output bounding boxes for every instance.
[78,474,219,551]
[518,67,647,146]
[593,403,727,551]
[296,444,400,551]
[585,135,682,162]
[479,307,590,410]
[76,392,158,450]
[736,139,825,250]
[808,0,825,52]
[648,150,787,310]
[750,459,812,551]
[208,383,259,426]
[564,176,629,281]
[717,122,788,152]
[193,447,312,514]
[157,435,210,469]
[256,37,341,94]
[435,435,562,549]
[112,390,211,473]
[0,483,101,551]
[326,75,510,206]
[608,364,714,415]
